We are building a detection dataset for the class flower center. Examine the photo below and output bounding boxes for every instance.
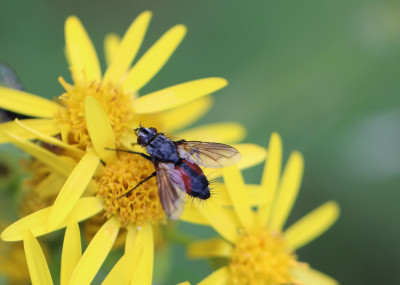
[97,152,166,227]
[55,78,134,149]
[229,229,300,285]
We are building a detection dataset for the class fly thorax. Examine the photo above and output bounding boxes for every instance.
[147,136,180,163]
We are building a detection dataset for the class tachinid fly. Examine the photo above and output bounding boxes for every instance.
[109,126,241,219]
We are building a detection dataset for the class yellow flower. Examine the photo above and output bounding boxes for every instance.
[0,102,266,284]
[0,11,231,150]
[22,219,143,285]
[186,133,340,285]
[0,12,267,283]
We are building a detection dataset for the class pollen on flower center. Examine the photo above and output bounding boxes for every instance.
[229,229,301,285]
[97,152,166,227]
[55,78,134,149]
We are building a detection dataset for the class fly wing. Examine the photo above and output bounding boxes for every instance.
[156,163,187,219]
[176,141,241,168]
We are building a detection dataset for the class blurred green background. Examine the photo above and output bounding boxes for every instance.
[1,0,400,284]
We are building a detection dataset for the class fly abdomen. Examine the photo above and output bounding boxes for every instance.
[177,159,210,200]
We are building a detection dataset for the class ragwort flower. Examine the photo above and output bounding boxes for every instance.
[2,9,246,229]
[0,11,259,283]
[187,133,340,285]
[0,107,266,284]
[0,11,231,150]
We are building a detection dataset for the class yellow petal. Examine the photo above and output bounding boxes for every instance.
[176,282,190,285]
[103,11,152,84]
[176,122,246,144]
[291,266,339,285]
[134,78,227,114]
[214,184,268,207]
[234,143,267,169]
[197,200,238,243]
[188,238,232,258]
[198,266,228,285]
[104,33,121,67]
[257,132,282,227]
[180,205,208,225]
[285,201,340,250]
[14,119,84,157]
[160,96,213,132]
[205,182,228,205]
[68,218,119,285]
[65,16,101,83]
[47,148,100,230]
[204,143,267,180]
[132,223,154,285]
[181,204,241,227]
[125,225,137,253]
[84,96,116,163]
[269,151,304,231]
[0,86,59,118]
[3,130,75,176]
[35,172,66,198]
[102,238,143,285]
[123,24,187,93]
[247,185,270,206]
[0,118,59,143]
[1,197,103,241]
[23,231,53,285]
[84,180,98,196]
[61,220,82,285]
[222,166,254,229]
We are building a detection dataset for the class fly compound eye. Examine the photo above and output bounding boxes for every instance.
[148,127,157,135]
[137,135,147,146]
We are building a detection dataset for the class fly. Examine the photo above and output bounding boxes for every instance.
[108,126,241,219]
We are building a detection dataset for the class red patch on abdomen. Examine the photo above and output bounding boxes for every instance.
[184,160,203,175]
[175,164,193,194]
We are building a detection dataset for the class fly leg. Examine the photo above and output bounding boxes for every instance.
[105,147,151,161]
[117,171,157,199]
[105,148,156,198]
